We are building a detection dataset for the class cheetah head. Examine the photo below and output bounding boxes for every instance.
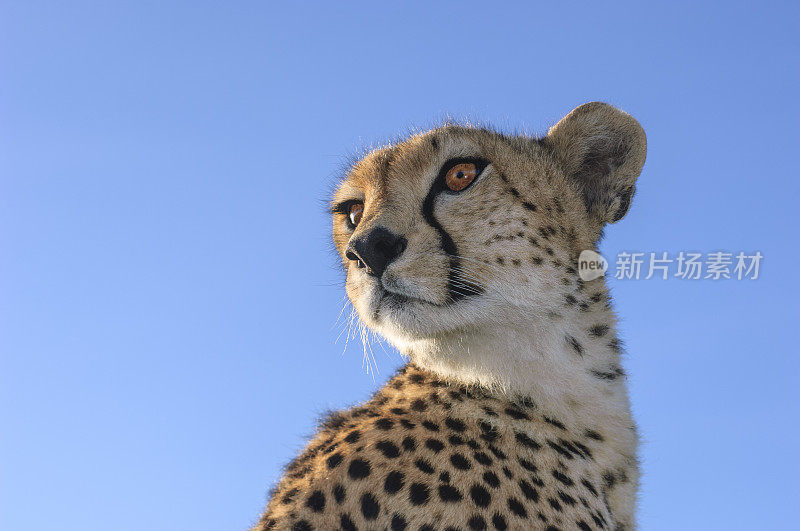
[331,103,646,356]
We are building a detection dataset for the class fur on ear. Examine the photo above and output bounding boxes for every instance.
[543,102,646,227]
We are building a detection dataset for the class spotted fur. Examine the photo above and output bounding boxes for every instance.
[254,102,647,530]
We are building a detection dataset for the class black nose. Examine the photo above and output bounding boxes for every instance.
[346,227,407,277]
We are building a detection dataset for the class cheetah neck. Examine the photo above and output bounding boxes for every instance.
[394,302,632,431]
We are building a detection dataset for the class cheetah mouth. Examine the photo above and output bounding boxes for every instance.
[377,287,427,308]
[369,282,438,322]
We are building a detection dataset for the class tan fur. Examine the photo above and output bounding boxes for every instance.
[255,103,647,530]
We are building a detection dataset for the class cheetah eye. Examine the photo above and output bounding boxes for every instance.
[441,159,488,192]
[347,202,364,228]
[445,163,478,192]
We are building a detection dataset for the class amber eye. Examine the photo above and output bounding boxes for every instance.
[445,162,479,192]
[348,202,363,227]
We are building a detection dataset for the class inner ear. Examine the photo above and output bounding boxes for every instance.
[544,102,646,226]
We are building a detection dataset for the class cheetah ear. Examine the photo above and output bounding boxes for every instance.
[543,102,646,225]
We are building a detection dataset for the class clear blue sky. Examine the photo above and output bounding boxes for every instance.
[2,2,798,530]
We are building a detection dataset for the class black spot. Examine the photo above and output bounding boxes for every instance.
[519,479,539,501]
[408,373,425,384]
[391,513,408,531]
[376,440,400,458]
[577,521,592,531]
[305,490,325,512]
[548,497,562,512]
[402,436,416,451]
[565,334,584,356]
[514,431,541,450]
[280,487,299,505]
[557,490,576,505]
[581,478,599,497]
[375,418,394,430]
[445,417,467,432]
[507,497,528,518]
[487,444,507,460]
[320,410,346,431]
[426,438,445,453]
[449,434,465,446]
[552,469,574,486]
[572,440,593,458]
[517,395,536,409]
[470,484,491,507]
[440,471,451,483]
[522,201,537,211]
[502,466,513,479]
[482,407,498,417]
[473,451,493,466]
[544,417,566,430]
[390,407,406,415]
[384,471,404,494]
[504,407,529,420]
[492,513,508,530]
[400,419,416,429]
[326,452,343,469]
[449,453,472,470]
[448,390,464,402]
[584,429,604,441]
[468,515,487,530]
[415,458,435,474]
[422,421,440,432]
[332,484,345,504]
[348,458,371,479]
[291,520,312,531]
[344,430,360,444]
[609,337,623,353]
[603,470,617,488]
[322,442,339,455]
[547,440,574,459]
[589,324,609,337]
[483,471,500,488]
[591,366,625,380]
[339,514,357,531]
[519,458,537,472]
[478,421,499,442]
[409,482,430,505]
[438,484,463,502]
[360,492,380,520]
[410,399,427,411]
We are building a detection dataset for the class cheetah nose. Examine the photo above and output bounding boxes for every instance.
[346,226,407,277]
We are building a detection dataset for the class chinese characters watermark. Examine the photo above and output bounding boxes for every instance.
[578,251,763,281]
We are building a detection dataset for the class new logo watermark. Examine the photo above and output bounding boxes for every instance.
[578,250,609,281]
[577,250,763,281]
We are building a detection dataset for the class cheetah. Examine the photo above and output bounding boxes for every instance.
[255,102,647,530]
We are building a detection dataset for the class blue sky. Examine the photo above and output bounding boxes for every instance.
[1,2,798,530]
